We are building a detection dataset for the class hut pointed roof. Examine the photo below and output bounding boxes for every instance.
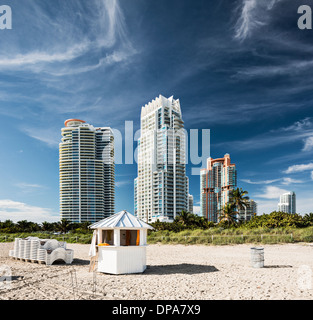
[89,210,154,230]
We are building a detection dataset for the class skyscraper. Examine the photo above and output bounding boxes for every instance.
[278,191,296,214]
[200,154,237,222]
[134,95,189,222]
[59,119,115,223]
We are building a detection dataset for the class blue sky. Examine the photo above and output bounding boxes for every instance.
[0,0,313,222]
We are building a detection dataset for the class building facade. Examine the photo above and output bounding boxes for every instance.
[200,154,237,222]
[278,191,296,214]
[59,119,115,223]
[188,194,194,214]
[238,199,257,222]
[134,95,189,223]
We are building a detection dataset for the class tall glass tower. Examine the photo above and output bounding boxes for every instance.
[59,119,115,223]
[278,191,296,214]
[134,95,189,222]
[200,154,237,222]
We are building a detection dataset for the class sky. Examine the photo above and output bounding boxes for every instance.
[0,0,313,222]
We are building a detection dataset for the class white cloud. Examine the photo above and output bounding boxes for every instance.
[234,0,263,41]
[116,180,132,188]
[303,136,313,152]
[216,117,313,151]
[0,0,136,75]
[15,183,48,194]
[256,196,313,215]
[254,186,289,200]
[0,200,58,223]
[284,163,313,174]
[281,177,304,185]
[193,206,201,216]
[242,177,303,186]
[0,43,89,69]
[15,183,45,189]
[241,178,280,185]
[21,127,60,148]
[255,199,278,215]
[234,0,282,41]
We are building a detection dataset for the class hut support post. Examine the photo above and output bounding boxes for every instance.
[114,229,120,246]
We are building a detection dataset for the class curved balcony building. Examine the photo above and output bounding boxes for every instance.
[60,119,115,223]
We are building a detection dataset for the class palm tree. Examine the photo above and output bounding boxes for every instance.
[175,211,193,227]
[218,203,238,226]
[16,220,32,232]
[41,221,54,232]
[57,219,72,234]
[304,213,313,226]
[230,188,250,221]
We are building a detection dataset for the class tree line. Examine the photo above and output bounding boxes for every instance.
[151,188,313,231]
[0,219,91,234]
[1,188,312,233]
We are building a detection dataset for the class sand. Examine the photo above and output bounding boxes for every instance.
[0,242,312,300]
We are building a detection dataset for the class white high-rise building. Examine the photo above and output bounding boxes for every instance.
[60,119,115,223]
[278,191,296,214]
[134,95,189,223]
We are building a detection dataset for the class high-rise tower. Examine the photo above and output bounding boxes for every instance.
[278,191,296,214]
[134,95,189,222]
[59,119,115,223]
[200,154,237,222]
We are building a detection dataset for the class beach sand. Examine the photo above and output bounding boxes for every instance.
[0,242,312,300]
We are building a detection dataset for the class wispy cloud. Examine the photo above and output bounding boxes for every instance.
[302,136,313,152]
[284,163,313,174]
[216,117,313,151]
[2,0,139,147]
[235,59,313,79]
[0,0,136,76]
[280,177,304,185]
[0,199,58,223]
[241,178,280,185]
[21,127,60,148]
[15,183,48,194]
[234,0,282,41]
[0,43,90,69]
[254,186,289,200]
[15,183,46,189]
[242,177,304,186]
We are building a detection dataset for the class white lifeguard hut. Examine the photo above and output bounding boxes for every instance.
[89,210,154,275]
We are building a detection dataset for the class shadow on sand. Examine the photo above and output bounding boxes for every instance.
[144,263,219,275]
[71,258,90,266]
[263,265,293,269]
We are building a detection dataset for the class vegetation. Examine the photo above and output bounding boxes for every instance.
[229,187,250,213]
[147,209,313,245]
[147,226,313,245]
[218,203,238,227]
[1,207,313,245]
[0,219,92,235]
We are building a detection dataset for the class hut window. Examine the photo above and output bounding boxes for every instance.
[101,230,114,245]
[120,230,140,246]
